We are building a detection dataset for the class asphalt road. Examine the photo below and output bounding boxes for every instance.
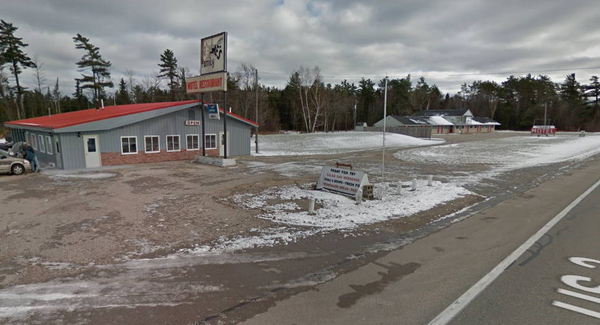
[449,182,600,324]
[243,160,600,325]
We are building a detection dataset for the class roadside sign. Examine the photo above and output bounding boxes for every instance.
[316,166,370,197]
[185,72,228,93]
[206,104,220,120]
[201,32,227,75]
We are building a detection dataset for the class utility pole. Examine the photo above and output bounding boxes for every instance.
[255,68,259,154]
[544,102,548,127]
[353,99,357,129]
[382,76,388,178]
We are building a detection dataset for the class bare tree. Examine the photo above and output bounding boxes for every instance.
[32,56,45,93]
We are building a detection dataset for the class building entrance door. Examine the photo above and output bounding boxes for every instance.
[83,134,101,168]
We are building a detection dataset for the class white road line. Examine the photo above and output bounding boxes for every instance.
[552,301,600,319]
[557,288,600,305]
[428,177,600,325]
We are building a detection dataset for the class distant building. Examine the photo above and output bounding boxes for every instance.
[5,100,258,169]
[372,108,500,135]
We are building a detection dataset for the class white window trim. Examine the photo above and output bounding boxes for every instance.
[45,136,53,155]
[120,136,138,155]
[205,133,217,149]
[144,135,160,153]
[186,134,200,151]
[166,135,181,152]
[38,135,46,153]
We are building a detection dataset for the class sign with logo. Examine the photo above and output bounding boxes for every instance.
[201,32,227,75]
[185,72,227,93]
[316,166,370,197]
[206,104,220,120]
[185,120,201,126]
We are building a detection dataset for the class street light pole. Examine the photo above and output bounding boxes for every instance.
[255,68,259,154]
[382,76,388,178]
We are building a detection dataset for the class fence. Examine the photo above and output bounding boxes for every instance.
[364,125,432,138]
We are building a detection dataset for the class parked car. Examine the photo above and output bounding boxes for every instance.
[0,141,12,151]
[0,149,32,175]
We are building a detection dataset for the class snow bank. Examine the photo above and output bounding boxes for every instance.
[252,131,442,156]
[397,135,600,171]
[234,181,473,230]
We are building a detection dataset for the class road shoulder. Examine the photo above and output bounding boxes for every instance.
[242,160,600,325]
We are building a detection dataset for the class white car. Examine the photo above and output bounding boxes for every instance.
[0,149,32,175]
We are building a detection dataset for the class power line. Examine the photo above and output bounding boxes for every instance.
[256,66,600,80]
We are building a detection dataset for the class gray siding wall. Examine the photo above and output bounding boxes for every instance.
[98,107,252,156]
[59,133,85,170]
[23,130,58,168]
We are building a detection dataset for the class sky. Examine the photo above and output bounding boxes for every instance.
[2,0,600,96]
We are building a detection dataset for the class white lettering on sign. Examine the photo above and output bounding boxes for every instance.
[185,120,200,126]
[552,256,600,319]
[316,166,369,197]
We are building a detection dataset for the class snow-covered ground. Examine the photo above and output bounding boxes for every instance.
[397,134,600,172]
[233,181,473,230]
[252,131,442,156]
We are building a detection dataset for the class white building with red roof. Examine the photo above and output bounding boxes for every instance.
[5,100,258,169]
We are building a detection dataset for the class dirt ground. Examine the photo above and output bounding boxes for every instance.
[0,131,526,290]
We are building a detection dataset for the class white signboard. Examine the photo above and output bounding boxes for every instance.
[316,166,370,197]
[185,72,228,93]
[185,120,200,126]
[201,32,227,75]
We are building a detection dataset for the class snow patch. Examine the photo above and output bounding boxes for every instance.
[252,131,442,156]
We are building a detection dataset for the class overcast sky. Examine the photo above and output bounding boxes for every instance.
[2,0,600,96]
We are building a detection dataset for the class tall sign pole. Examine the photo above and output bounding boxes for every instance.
[223,77,228,159]
[185,31,228,158]
[201,93,206,156]
[255,68,259,154]
[382,76,388,178]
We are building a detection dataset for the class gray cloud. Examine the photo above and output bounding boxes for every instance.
[1,0,599,96]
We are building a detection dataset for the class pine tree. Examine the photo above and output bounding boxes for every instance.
[585,75,600,107]
[116,78,130,104]
[157,49,179,98]
[73,33,113,107]
[0,20,36,119]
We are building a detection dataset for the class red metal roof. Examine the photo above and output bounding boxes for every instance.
[5,100,258,129]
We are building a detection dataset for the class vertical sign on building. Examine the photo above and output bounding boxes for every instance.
[201,32,227,75]
[206,104,220,120]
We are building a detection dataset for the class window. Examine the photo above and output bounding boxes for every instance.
[205,134,217,149]
[38,135,46,153]
[45,136,53,155]
[121,136,137,154]
[87,138,96,152]
[144,136,160,153]
[186,134,199,150]
[29,134,37,150]
[166,135,180,152]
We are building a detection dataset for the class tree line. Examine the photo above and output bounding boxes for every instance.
[2,19,600,134]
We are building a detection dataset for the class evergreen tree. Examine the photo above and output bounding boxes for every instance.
[0,20,36,119]
[157,49,179,98]
[584,75,600,107]
[73,33,113,107]
[116,78,131,104]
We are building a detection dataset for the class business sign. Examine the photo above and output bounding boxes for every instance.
[206,104,220,120]
[185,120,201,126]
[201,32,227,75]
[316,166,370,197]
[185,72,227,93]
